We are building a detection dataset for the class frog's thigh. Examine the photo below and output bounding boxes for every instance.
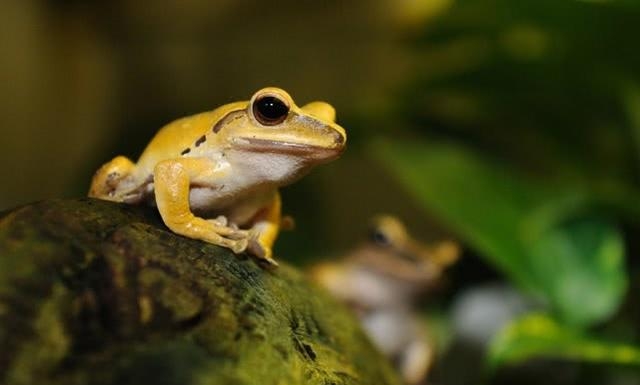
[153,158,248,253]
[248,192,282,265]
[89,155,136,198]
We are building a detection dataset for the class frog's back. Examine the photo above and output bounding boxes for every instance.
[134,101,247,176]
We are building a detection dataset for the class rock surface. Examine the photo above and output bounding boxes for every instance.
[0,198,401,385]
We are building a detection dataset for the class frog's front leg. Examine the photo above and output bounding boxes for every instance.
[247,192,282,266]
[154,158,250,254]
[399,334,433,385]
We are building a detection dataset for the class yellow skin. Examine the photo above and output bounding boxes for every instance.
[310,215,459,384]
[89,87,346,265]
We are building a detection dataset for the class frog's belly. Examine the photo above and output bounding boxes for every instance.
[361,309,419,356]
[188,186,274,226]
[188,186,232,211]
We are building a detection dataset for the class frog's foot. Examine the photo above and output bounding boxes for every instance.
[198,231,249,254]
[89,155,136,200]
[198,221,250,252]
[223,237,249,254]
[205,218,248,240]
[247,231,279,266]
[210,215,241,231]
[211,215,228,227]
[172,218,250,254]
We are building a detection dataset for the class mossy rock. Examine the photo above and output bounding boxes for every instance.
[0,199,401,385]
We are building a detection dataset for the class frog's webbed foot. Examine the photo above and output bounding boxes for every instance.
[89,155,136,200]
[222,236,249,254]
[211,215,228,227]
[209,215,241,231]
[205,218,248,240]
[164,216,251,254]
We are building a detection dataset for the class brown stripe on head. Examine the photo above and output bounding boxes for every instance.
[212,109,246,133]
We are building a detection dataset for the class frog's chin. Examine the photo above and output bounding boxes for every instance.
[236,137,344,161]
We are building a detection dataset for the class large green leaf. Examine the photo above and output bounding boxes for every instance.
[622,82,640,167]
[374,139,627,326]
[399,0,640,186]
[488,313,640,370]
[526,217,626,326]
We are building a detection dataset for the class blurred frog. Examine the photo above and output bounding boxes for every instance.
[310,215,459,384]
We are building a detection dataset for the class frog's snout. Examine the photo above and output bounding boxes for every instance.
[333,129,346,145]
[328,119,347,148]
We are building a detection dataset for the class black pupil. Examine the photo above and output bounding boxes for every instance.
[370,230,390,246]
[255,96,289,123]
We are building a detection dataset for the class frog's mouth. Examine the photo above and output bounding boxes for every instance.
[236,137,345,160]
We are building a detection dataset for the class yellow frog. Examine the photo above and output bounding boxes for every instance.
[310,215,459,384]
[89,87,346,265]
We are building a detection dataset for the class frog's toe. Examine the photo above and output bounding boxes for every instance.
[264,255,279,266]
[230,238,249,254]
[247,236,264,257]
[212,215,228,226]
[205,220,248,239]
[227,228,249,240]
[247,237,278,265]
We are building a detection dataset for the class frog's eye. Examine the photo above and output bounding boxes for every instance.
[369,228,392,247]
[253,95,290,126]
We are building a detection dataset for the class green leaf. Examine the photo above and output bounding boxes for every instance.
[401,0,640,185]
[526,217,626,326]
[622,82,640,167]
[373,139,627,326]
[374,139,544,293]
[488,313,640,370]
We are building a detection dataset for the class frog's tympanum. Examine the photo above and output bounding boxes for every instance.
[310,215,459,384]
[89,87,346,265]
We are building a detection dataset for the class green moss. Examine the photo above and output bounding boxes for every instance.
[0,199,400,385]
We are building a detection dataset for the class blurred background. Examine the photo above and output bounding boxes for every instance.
[2,0,640,384]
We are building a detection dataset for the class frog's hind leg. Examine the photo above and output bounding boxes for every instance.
[246,191,282,266]
[89,155,136,200]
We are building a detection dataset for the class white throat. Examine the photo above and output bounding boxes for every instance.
[226,149,311,188]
